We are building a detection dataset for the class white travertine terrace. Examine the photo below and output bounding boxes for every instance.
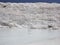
[0,2,60,45]
[0,2,60,30]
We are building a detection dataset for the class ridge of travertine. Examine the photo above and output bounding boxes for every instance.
[0,2,60,30]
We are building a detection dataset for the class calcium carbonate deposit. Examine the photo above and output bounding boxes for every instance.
[0,2,60,45]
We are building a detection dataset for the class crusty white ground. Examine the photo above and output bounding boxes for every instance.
[0,2,60,45]
[0,2,60,30]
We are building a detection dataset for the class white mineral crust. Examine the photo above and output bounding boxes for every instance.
[0,2,60,45]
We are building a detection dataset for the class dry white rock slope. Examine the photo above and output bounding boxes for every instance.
[0,2,60,45]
